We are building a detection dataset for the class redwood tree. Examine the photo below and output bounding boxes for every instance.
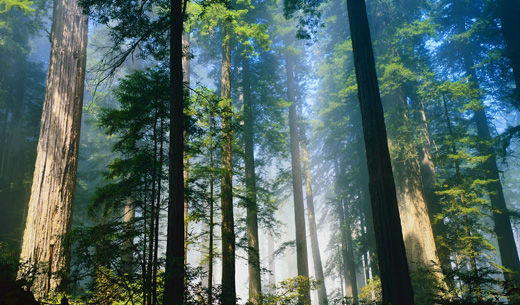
[345,0,415,304]
[18,0,88,296]
[163,0,186,303]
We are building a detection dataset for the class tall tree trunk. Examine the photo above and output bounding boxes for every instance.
[242,57,262,305]
[208,127,215,305]
[384,90,445,298]
[17,0,88,297]
[153,117,164,305]
[286,53,312,305]
[146,112,158,305]
[461,49,520,287]
[300,133,328,305]
[182,30,190,267]
[409,92,452,273]
[498,0,520,105]
[345,0,415,304]
[163,0,185,303]
[220,24,236,305]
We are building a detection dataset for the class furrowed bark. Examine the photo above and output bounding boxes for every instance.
[384,89,445,299]
[18,0,88,296]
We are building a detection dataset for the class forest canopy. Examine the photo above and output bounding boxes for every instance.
[1,0,520,304]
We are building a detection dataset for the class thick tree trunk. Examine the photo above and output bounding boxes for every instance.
[286,53,312,305]
[345,0,415,304]
[300,134,328,305]
[410,92,459,292]
[17,0,87,297]
[384,90,444,295]
[242,57,262,305]
[498,0,520,105]
[163,0,185,303]
[409,93,452,274]
[220,25,236,305]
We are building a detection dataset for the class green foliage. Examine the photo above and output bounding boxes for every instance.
[262,276,318,305]
[358,277,382,305]
[0,243,18,282]
[0,0,33,13]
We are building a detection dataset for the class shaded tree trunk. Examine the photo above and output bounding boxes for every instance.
[345,0,415,304]
[220,24,236,305]
[17,0,88,297]
[286,52,312,305]
[300,133,328,305]
[242,57,262,305]
[163,0,185,303]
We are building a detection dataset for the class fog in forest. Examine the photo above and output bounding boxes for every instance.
[1,0,520,304]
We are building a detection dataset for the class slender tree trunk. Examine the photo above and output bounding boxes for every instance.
[163,0,185,303]
[286,52,312,305]
[153,117,164,304]
[498,0,520,105]
[143,181,149,305]
[220,24,236,305]
[343,202,358,303]
[334,161,358,303]
[242,57,262,305]
[146,112,158,305]
[122,198,135,277]
[182,30,190,268]
[208,129,214,305]
[337,196,357,302]
[345,0,415,304]
[300,134,328,305]
[17,0,87,297]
